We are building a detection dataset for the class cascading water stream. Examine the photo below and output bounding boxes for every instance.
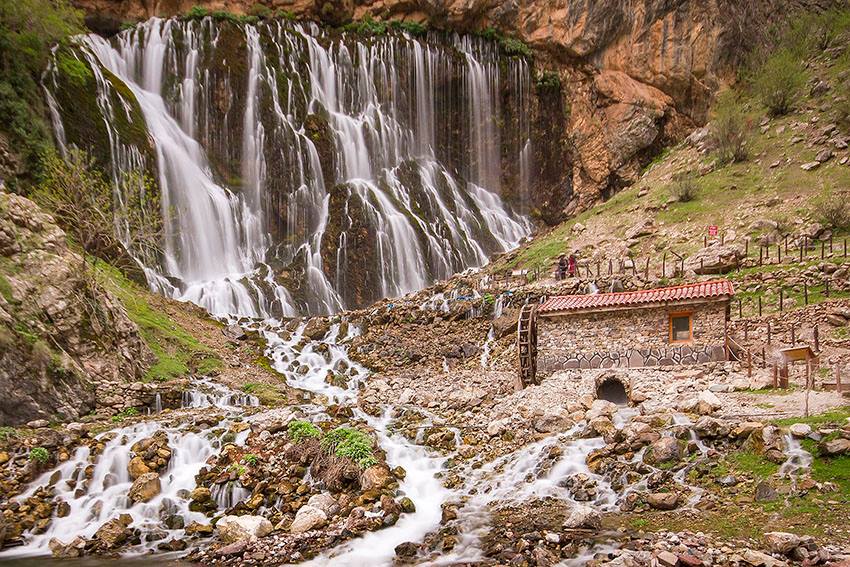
[1,385,257,558]
[44,19,532,318]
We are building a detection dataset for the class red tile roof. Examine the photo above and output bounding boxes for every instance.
[538,280,734,314]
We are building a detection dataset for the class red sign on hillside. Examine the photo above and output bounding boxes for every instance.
[708,225,718,237]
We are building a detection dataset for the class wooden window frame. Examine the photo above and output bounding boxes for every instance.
[669,311,693,344]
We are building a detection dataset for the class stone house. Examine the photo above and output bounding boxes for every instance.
[535,280,734,373]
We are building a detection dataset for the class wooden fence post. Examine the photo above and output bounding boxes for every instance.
[738,298,743,319]
[745,238,750,257]
[821,240,825,260]
[804,282,808,305]
[759,296,763,317]
[759,246,763,266]
[800,237,805,263]
[814,324,819,352]
[778,244,782,263]
[767,321,771,344]
[791,325,796,345]
[780,288,784,312]
[662,252,666,278]
[784,234,789,254]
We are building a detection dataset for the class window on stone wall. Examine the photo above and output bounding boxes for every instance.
[669,312,692,343]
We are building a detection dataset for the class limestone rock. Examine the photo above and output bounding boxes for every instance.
[646,492,679,510]
[563,504,601,529]
[360,465,393,491]
[128,472,161,503]
[789,423,812,438]
[644,436,681,465]
[307,493,339,517]
[821,438,850,455]
[93,514,133,549]
[216,515,273,544]
[684,245,743,274]
[290,505,328,534]
[764,532,801,554]
[127,456,151,480]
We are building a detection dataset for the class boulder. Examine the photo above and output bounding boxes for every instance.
[696,390,722,414]
[585,399,618,421]
[733,421,765,438]
[789,423,812,438]
[49,536,87,558]
[26,419,50,429]
[563,504,601,529]
[185,521,214,537]
[216,515,273,544]
[764,532,801,555]
[644,436,681,465]
[360,465,393,491]
[684,245,743,274]
[93,514,133,549]
[821,438,850,456]
[742,549,785,566]
[693,416,727,438]
[190,486,212,503]
[127,456,151,480]
[754,481,778,502]
[646,492,679,510]
[223,324,246,341]
[128,472,161,503]
[307,493,339,517]
[290,505,328,534]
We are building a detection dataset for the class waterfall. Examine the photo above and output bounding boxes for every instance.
[45,18,533,317]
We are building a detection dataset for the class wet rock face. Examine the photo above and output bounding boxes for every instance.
[0,192,151,425]
[69,1,828,210]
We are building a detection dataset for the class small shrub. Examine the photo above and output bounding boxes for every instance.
[812,186,850,229]
[389,20,427,36]
[29,447,49,463]
[287,420,321,443]
[668,174,698,203]
[228,463,246,476]
[247,4,272,19]
[501,37,533,59]
[343,16,388,36]
[753,49,806,116]
[321,427,377,469]
[111,407,140,422]
[183,6,210,20]
[535,71,560,89]
[242,453,259,466]
[711,91,750,164]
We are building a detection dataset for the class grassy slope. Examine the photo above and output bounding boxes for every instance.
[94,260,223,382]
[496,32,850,278]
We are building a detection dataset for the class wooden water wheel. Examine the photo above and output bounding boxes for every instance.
[516,303,539,388]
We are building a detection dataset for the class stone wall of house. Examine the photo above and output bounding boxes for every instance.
[538,301,729,373]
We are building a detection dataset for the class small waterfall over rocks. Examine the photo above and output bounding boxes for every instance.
[45,18,534,317]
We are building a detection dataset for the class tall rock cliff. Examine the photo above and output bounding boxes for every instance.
[71,0,834,213]
[0,191,152,425]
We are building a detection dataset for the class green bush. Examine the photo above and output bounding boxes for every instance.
[29,446,49,463]
[753,49,806,116]
[668,173,698,203]
[501,37,532,59]
[389,20,427,37]
[287,419,321,443]
[535,71,560,89]
[343,16,388,36]
[321,427,377,469]
[182,6,210,20]
[242,453,259,466]
[711,91,750,164]
[812,186,850,229]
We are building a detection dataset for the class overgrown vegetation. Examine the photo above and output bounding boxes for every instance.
[31,148,162,266]
[341,16,428,37]
[535,71,561,90]
[111,406,139,422]
[711,91,750,164]
[242,453,259,466]
[0,0,83,185]
[28,446,49,463]
[812,184,850,229]
[287,419,322,443]
[181,6,259,25]
[668,173,698,203]
[320,427,378,469]
[479,27,533,59]
[752,48,806,116]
